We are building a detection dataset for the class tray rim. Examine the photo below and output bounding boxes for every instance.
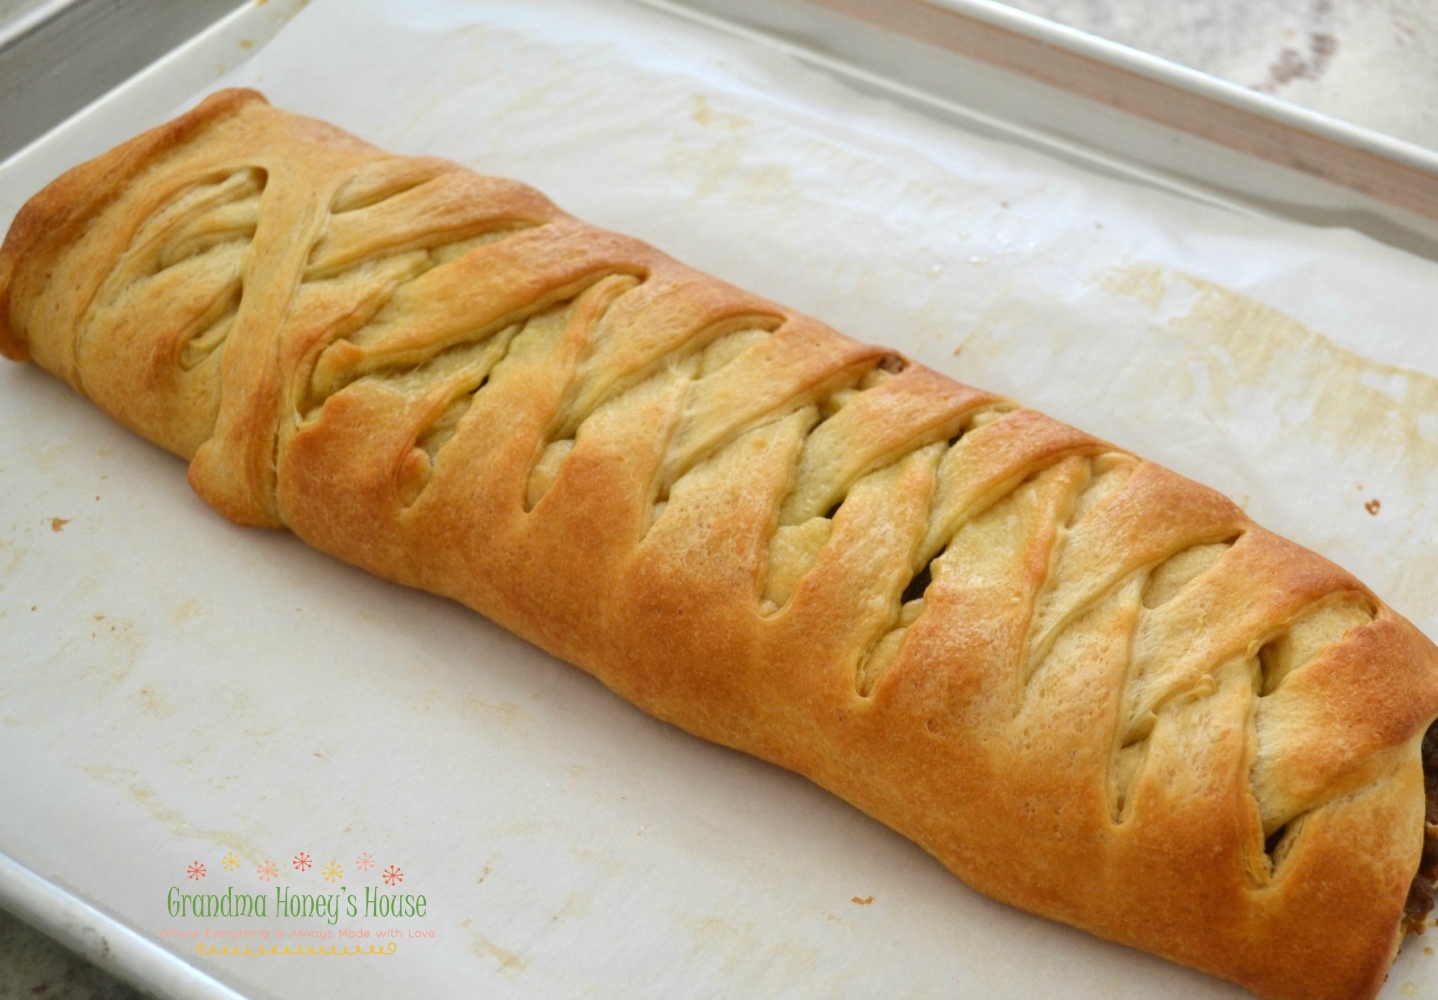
[0,850,254,1000]
[657,0,1438,254]
[926,0,1438,180]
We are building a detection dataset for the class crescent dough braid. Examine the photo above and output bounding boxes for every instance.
[3,89,1437,1000]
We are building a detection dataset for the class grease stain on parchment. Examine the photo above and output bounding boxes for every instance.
[80,765,268,863]
[47,614,146,692]
[665,128,794,205]
[549,889,591,924]
[691,93,751,132]
[19,434,77,473]
[681,912,820,985]
[571,845,623,879]
[461,918,527,973]
[475,853,500,884]
[416,689,531,732]
[462,695,530,728]
[172,597,206,625]
[665,92,797,206]
[1097,263,1438,472]
[0,535,23,575]
[136,684,173,719]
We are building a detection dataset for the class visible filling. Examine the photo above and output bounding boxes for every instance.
[1404,721,1438,928]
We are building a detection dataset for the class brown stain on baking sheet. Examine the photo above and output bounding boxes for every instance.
[416,689,532,732]
[172,597,206,625]
[691,94,752,132]
[549,890,591,924]
[136,685,172,718]
[46,613,146,691]
[461,695,530,728]
[571,845,622,879]
[80,764,267,862]
[20,434,76,472]
[0,535,24,576]
[667,94,794,206]
[476,854,499,884]
[1097,264,1438,477]
[1097,264,1438,623]
[460,919,526,973]
[682,912,821,984]
[48,517,67,532]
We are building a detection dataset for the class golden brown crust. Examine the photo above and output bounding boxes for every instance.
[0,89,271,365]
[4,89,1437,1000]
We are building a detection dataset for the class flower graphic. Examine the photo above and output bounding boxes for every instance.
[292,852,312,872]
[256,861,278,883]
[187,862,206,881]
[382,865,403,886]
[355,852,375,872]
[220,852,241,872]
[323,861,344,883]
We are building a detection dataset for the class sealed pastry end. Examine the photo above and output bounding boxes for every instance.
[0,88,271,373]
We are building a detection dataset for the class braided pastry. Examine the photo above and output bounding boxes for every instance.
[3,89,1436,1000]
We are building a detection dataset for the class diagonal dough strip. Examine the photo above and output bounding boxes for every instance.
[2,89,1438,1000]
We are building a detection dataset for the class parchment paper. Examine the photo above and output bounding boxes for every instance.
[3,1,1437,997]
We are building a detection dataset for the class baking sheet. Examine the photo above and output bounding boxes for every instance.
[3,0,1438,997]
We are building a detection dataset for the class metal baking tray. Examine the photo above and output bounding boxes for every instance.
[3,1,1437,998]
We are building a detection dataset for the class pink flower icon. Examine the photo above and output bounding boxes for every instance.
[256,861,278,883]
[382,865,403,886]
[293,852,312,872]
[355,852,374,872]
[187,862,206,881]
